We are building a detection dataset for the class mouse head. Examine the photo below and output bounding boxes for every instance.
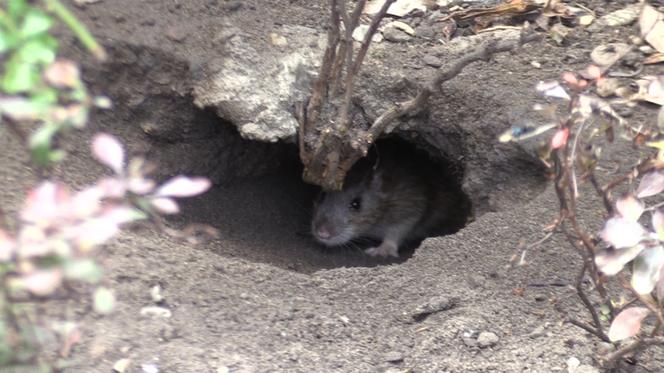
[311,163,385,247]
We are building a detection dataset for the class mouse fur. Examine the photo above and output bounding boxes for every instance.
[311,143,465,257]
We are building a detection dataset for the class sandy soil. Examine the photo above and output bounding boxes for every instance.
[2,0,663,372]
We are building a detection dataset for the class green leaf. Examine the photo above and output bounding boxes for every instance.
[30,87,59,105]
[8,0,28,20]
[93,287,115,314]
[0,97,48,120]
[0,30,12,53]
[2,58,38,93]
[65,259,103,283]
[19,9,53,39]
[16,38,57,64]
[28,122,60,165]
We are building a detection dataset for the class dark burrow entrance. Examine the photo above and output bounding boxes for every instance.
[158,109,472,273]
[89,52,471,272]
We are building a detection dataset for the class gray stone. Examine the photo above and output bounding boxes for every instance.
[193,25,325,141]
[477,331,499,348]
[383,27,412,43]
[423,55,443,67]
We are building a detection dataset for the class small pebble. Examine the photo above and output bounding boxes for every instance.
[477,331,499,348]
[383,351,404,363]
[423,55,443,67]
[383,27,412,43]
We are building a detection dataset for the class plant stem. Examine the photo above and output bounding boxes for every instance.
[42,0,107,61]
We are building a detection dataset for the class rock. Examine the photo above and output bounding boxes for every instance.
[113,359,131,373]
[383,27,412,42]
[383,351,404,363]
[166,26,188,42]
[193,25,325,141]
[599,4,641,27]
[352,25,383,43]
[364,0,428,18]
[576,365,599,373]
[528,325,546,339]
[423,55,443,67]
[222,0,243,12]
[566,357,580,373]
[410,296,459,322]
[477,332,499,348]
[462,335,478,347]
[415,24,435,39]
[140,306,172,318]
[74,0,102,6]
[269,33,288,46]
[386,21,416,36]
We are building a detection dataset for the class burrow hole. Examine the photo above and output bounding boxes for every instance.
[130,99,471,273]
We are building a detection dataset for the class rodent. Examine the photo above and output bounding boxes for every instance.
[311,142,466,257]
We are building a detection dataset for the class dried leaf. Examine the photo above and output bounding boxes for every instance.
[92,133,125,174]
[644,52,664,65]
[608,307,650,341]
[601,4,641,27]
[631,245,664,294]
[385,21,415,36]
[590,43,631,67]
[599,217,646,249]
[150,197,180,214]
[364,0,427,17]
[596,245,645,276]
[616,194,645,221]
[636,171,664,198]
[596,77,622,97]
[536,81,570,100]
[640,4,664,53]
[155,176,211,198]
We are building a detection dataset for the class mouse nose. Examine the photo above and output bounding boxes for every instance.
[316,225,332,240]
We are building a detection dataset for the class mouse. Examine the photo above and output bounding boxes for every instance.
[310,143,465,257]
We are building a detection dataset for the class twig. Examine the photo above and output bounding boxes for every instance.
[588,172,613,214]
[299,0,341,162]
[603,337,664,367]
[369,30,541,139]
[339,0,395,131]
[43,0,107,61]
[571,263,610,342]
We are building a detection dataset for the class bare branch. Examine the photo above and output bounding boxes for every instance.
[573,263,610,342]
[603,337,664,367]
[339,0,396,131]
[369,30,541,139]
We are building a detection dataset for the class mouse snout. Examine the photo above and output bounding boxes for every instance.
[312,218,335,241]
[315,225,332,240]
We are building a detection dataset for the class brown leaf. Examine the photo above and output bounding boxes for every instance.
[637,170,664,198]
[640,5,664,53]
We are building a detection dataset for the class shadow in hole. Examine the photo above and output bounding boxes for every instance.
[179,139,470,274]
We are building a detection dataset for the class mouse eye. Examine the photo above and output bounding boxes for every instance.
[350,197,361,211]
